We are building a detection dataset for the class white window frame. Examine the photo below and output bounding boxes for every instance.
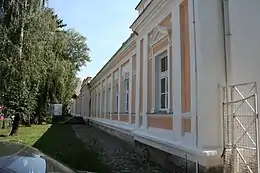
[124,78,129,113]
[107,87,111,113]
[158,53,169,111]
[102,90,105,114]
[98,93,101,115]
[115,84,119,113]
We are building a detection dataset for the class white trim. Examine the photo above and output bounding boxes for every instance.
[100,81,103,116]
[150,26,169,47]
[87,117,222,167]
[132,0,173,34]
[118,66,122,120]
[93,48,136,87]
[129,56,133,123]
[124,79,129,113]
[143,34,148,129]
[135,39,141,128]
[91,38,135,84]
[156,50,169,111]
[153,45,168,57]
[103,49,136,82]
[152,46,168,112]
[167,36,171,113]
[152,46,155,113]
[171,4,182,140]
[110,74,113,119]
[147,114,172,117]
[188,0,198,148]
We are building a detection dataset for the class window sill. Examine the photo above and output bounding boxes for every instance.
[147,111,173,115]
[182,112,191,117]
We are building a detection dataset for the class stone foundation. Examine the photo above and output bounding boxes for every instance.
[134,141,223,173]
[88,119,223,173]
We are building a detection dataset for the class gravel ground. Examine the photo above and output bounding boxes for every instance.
[72,124,171,173]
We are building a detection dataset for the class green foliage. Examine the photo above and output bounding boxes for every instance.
[0,2,90,125]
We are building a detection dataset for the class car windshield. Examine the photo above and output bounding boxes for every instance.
[0,142,76,173]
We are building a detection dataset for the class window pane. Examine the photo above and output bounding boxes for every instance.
[161,56,168,72]
[126,93,129,112]
[166,93,168,109]
[165,56,168,71]
[161,78,165,93]
[116,96,118,112]
[161,57,165,72]
[166,77,168,92]
[161,94,166,109]
[126,80,129,90]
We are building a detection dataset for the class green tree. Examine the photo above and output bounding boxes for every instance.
[0,2,90,135]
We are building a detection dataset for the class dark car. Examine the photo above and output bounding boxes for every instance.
[0,141,93,173]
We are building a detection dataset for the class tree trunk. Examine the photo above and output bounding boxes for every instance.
[9,114,20,136]
[2,120,5,129]
[18,0,27,61]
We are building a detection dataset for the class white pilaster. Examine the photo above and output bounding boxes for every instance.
[95,89,97,117]
[167,36,171,113]
[129,56,133,123]
[98,85,101,117]
[104,79,107,115]
[110,75,113,119]
[100,83,103,117]
[118,67,122,121]
[93,90,95,117]
[143,34,148,129]
[96,88,98,117]
[152,47,155,113]
[135,39,141,128]
[171,7,182,139]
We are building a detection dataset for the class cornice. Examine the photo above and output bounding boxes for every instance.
[130,0,173,36]
[90,34,136,85]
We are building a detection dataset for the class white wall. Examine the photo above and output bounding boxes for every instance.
[195,0,226,149]
[194,0,260,149]
[228,0,260,109]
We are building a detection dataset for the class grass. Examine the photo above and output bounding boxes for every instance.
[0,123,110,173]
[0,124,50,145]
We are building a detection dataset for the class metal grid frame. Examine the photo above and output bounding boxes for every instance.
[223,82,260,173]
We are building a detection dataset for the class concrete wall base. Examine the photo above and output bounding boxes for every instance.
[88,120,223,173]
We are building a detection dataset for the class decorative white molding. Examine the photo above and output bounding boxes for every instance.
[135,40,141,128]
[150,26,169,46]
[118,66,122,120]
[129,56,133,123]
[143,34,148,129]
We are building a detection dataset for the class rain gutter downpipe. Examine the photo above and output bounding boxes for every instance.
[221,0,229,86]
[192,0,199,148]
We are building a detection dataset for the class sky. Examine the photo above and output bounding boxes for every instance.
[49,0,140,80]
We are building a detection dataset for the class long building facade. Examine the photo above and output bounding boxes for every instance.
[72,0,260,172]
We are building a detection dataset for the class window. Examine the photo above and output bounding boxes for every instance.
[98,93,101,115]
[160,77,168,109]
[161,56,168,72]
[158,55,168,110]
[107,88,111,113]
[102,90,105,114]
[115,84,119,113]
[124,79,129,113]
[95,94,98,115]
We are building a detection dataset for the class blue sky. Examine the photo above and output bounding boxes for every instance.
[49,0,140,80]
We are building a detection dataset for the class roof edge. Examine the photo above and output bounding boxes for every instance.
[135,0,144,10]
[90,33,135,85]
